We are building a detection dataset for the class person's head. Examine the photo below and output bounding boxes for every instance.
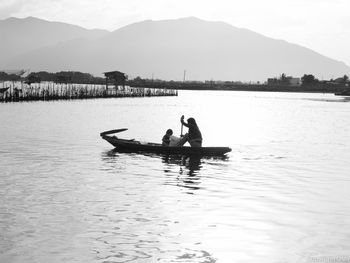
[187,117,197,125]
[166,129,173,135]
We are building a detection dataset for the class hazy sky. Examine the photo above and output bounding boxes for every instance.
[1,0,350,66]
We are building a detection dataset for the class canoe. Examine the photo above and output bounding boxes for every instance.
[101,135,232,156]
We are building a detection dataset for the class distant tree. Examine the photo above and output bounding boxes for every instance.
[9,74,22,81]
[25,73,41,85]
[0,72,9,81]
[280,73,288,83]
[55,75,70,84]
[54,71,104,84]
[133,76,144,82]
[343,74,349,83]
[131,76,146,85]
[0,72,21,81]
[34,71,55,82]
[301,74,318,85]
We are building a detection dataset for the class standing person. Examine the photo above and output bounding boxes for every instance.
[180,115,202,147]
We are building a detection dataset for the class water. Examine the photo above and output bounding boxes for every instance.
[1,91,350,263]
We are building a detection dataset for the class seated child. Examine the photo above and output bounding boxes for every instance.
[162,129,173,146]
[162,129,184,147]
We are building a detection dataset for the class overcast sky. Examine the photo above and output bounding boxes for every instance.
[1,0,350,66]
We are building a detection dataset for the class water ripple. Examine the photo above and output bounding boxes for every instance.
[1,92,350,262]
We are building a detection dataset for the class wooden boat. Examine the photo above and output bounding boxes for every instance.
[100,129,231,156]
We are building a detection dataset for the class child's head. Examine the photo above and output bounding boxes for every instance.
[166,129,173,135]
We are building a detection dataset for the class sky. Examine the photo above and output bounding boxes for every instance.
[1,0,350,66]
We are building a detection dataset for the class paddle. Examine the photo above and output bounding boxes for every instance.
[100,128,128,136]
[180,115,184,137]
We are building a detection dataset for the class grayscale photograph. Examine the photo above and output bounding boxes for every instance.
[1,0,350,262]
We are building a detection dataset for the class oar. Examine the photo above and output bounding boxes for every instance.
[180,115,184,137]
[100,128,128,136]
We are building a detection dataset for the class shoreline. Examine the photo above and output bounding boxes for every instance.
[129,82,349,94]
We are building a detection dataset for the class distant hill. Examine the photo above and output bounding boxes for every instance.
[1,16,349,81]
[0,17,109,67]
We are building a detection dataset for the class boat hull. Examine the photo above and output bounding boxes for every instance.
[102,135,231,156]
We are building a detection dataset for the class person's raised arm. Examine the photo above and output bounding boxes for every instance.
[180,115,189,127]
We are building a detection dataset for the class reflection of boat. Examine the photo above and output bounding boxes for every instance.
[162,154,202,176]
[101,148,229,193]
[101,134,231,156]
[335,90,350,96]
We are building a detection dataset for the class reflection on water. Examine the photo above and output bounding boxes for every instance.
[101,149,229,194]
[1,91,350,262]
[304,96,350,103]
[162,154,202,176]
[96,150,225,262]
[162,155,203,193]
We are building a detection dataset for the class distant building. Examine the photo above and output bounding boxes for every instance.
[267,76,301,86]
[104,71,127,87]
[267,78,278,85]
[288,77,301,86]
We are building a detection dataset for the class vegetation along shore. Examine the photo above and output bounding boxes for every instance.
[1,70,349,102]
[0,70,177,102]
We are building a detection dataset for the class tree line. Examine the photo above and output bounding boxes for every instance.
[301,74,349,85]
[1,70,349,87]
[0,71,105,84]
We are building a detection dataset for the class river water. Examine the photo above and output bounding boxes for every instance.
[1,91,350,263]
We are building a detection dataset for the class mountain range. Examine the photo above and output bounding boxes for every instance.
[1,16,349,81]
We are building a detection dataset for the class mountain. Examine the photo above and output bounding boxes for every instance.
[0,17,109,66]
[1,16,349,81]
